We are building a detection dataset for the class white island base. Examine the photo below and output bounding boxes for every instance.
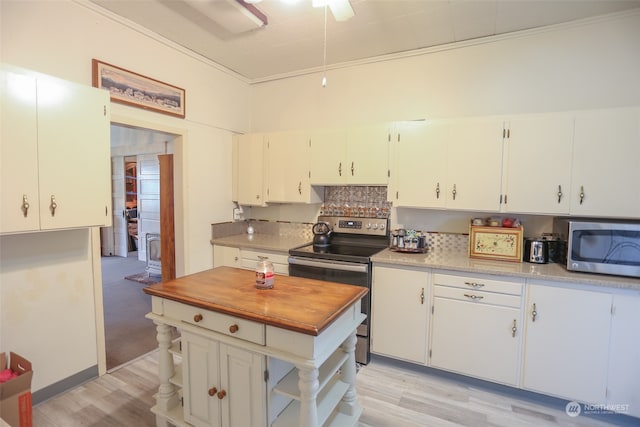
[146,296,364,427]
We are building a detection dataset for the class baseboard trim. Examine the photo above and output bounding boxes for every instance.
[32,365,99,405]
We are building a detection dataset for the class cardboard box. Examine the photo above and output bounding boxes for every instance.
[0,352,33,427]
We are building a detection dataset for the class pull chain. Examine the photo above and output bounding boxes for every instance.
[322,5,327,87]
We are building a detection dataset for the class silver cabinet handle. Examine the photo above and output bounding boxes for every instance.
[435,182,440,199]
[463,293,483,301]
[452,184,457,201]
[351,161,354,176]
[464,281,485,288]
[420,288,424,305]
[579,186,585,204]
[532,303,537,322]
[50,195,57,217]
[557,185,563,203]
[22,195,30,217]
[298,181,302,195]
[512,319,517,338]
[338,162,342,176]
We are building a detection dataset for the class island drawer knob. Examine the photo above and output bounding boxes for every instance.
[193,314,203,323]
[208,387,218,396]
[217,390,227,400]
[229,324,239,333]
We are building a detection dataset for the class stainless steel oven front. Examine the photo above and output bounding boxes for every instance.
[288,256,372,365]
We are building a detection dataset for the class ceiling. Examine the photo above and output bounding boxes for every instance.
[91,0,640,82]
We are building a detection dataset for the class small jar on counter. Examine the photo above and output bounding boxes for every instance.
[255,256,274,289]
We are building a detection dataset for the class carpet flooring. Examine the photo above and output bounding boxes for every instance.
[102,253,159,371]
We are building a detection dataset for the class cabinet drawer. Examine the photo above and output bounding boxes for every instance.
[163,299,265,345]
[433,273,523,296]
[241,249,289,275]
[433,285,521,308]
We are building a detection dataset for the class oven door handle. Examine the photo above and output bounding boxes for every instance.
[288,256,369,273]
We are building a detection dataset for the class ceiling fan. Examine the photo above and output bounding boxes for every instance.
[242,0,355,22]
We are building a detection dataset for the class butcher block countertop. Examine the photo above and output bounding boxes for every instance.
[143,266,367,336]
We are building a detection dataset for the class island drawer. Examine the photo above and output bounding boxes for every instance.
[163,299,265,345]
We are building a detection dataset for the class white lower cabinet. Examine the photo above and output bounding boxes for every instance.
[606,293,640,417]
[182,331,266,427]
[370,265,429,364]
[213,245,241,268]
[522,283,612,404]
[429,273,523,386]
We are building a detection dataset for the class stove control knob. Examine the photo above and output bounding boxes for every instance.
[366,223,371,229]
[380,223,385,230]
[373,224,378,230]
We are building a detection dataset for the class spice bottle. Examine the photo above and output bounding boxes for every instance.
[255,256,274,289]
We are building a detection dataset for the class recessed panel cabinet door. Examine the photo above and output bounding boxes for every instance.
[309,128,347,185]
[345,123,390,185]
[502,113,574,214]
[0,70,40,232]
[523,284,611,404]
[236,133,267,206]
[570,107,640,218]
[37,77,111,230]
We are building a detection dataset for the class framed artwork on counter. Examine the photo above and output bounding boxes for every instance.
[92,59,185,118]
[469,225,524,262]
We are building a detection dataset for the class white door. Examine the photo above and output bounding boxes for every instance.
[137,154,160,262]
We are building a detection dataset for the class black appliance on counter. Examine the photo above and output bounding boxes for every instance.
[288,215,389,365]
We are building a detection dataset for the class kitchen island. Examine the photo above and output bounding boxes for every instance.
[143,266,366,427]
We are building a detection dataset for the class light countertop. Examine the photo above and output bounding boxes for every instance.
[372,248,640,291]
[212,233,640,291]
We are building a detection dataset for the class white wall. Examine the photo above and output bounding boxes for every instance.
[0,0,249,393]
[250,11,640,131]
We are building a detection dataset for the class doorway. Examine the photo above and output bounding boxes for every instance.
[101,124,177,370]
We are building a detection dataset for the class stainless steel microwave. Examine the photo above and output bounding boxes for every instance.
[553,219,640,278]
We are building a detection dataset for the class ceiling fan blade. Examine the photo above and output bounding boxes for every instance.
[312,0,354,21]
[328,0,354,21]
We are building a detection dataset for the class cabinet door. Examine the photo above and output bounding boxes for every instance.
[309,128,347,185]
[236,133,266,206]
[607,294,640,418]
[371,266,429,364]
[430,293,521,386]
[523,284,611,403]
[446,117,504,211]
[571,107,640,218]
[183,333,222,427]
[345,123,390,185]
[266,131,320,203]
[502,113,574,214]
[0,69,40,233]
[393,121,448,208]
[219,343,266,427]
[37,77,111,229]
[213,245,241,268]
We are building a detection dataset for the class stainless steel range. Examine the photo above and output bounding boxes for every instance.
[288,215,389,364]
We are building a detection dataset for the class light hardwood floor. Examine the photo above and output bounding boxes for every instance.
[33,350,633,427]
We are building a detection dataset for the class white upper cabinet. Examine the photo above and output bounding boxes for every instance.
[265,130,321,204]
[235,133,267,206]
[1,67,111,234]
[310,124,390,185]
[391,120,448,209]
[445,117,504,211]
[501,113,575,214]
[570,107,640,218]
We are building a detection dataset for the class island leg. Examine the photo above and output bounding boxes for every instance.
[154,321,179,427]
[297,365,320,427]
[338,330,360,416]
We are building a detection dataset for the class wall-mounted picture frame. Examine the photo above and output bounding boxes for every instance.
[469,225,524,263]
[92,59,185,119]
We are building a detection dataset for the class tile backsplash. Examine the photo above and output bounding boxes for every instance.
[322,186,392,218]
